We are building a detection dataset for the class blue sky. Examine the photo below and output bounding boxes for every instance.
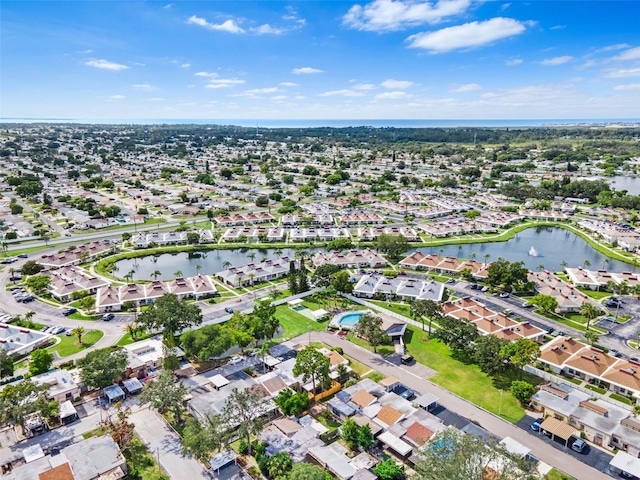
[2,0,640,120]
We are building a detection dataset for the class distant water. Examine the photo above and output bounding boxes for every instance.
[2,118,640,128]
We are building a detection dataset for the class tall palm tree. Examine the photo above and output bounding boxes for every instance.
[24,311,35,326]
[151,270,161,280]
[583,259,591,268]
[470,252,477,260]
[222,261,232,270]
[538,263,545,272]
[247,252,256,263]
[484,253,491,264]
[560,260,568,270]
[125,269,135,282]
[195,264,202,275]
[8,267,15,284]
[173,270,183,278]
[274,247,283,258]
[579,302,601,331]
[71,326,86,344]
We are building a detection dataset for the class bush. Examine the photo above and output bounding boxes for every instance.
[238,439,249,455]
[332,347,344,355]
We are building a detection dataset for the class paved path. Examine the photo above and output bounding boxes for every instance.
[297,331,612,480]
[131,407,210,480]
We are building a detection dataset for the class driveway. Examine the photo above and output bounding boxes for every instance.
[131,407,210,480]
[295,331,613,480]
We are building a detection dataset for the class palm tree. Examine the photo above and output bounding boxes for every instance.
[248,272,256,287]
[24,311,35,327]
[222,261,232,270]
[125,269,135,282]
[484,253,491,264]
[584,330,599,346]
[583,259,591,268]
[602,258,610,270]
[538,264,545,272]
[126,323,140,341]
[195,264,202,275]
[71,326,86,344]
[247,252,256,264]
[560,260,568,270]
[150,270,161,281]
[8,267,15,284]
[579,302,601,331]
[173,270,183,278]
[470,252,477,260]
[257,343,271,372]
[274,248,283,258]
[633,404,640,418]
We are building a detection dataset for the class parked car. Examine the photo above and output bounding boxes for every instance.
[619,469,637,479]
[530,418,543,431]
[401,354,414,365]
[571,438,587,453]
[227,356,243,365]
[629,357,639,363]
[446,278,456,284]
[610,349,621,357]
[499,292,509,298]
[393,384,416,400]
[521,302,533,308]
[63,308,77,316]
[224,307,234,314]
[17,253,28,259]
[101,313,115,321]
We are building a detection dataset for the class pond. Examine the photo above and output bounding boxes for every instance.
[113,247,321,281]
[607,175,640,195]
[413,227,638,273]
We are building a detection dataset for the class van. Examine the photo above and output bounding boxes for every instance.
[401,354,414,365]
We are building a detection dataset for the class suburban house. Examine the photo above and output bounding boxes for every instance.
[311,249,388,269]
[353,273,445,302]
[216,257,298,288]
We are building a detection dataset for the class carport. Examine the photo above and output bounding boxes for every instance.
[210,374,229,391]
[539,417,577,446]
[609,451,640,478]
[104,384,125,403]
[122,378,143,395]
[59,400,78,424]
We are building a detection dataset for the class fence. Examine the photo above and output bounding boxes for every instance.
[523,365,634,411]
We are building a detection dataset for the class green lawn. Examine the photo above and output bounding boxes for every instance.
[545,468,575,480]
[368,300,412,318]
[116,331,156,346]
[274,305,326,340]
[48,330,104,357]
[404,326,538,424]
[346,333,396,357]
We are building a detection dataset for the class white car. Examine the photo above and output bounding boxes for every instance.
[227,356,244,365]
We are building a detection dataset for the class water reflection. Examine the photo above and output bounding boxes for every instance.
[414,227,637,273]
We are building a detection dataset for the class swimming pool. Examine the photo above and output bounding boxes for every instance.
[292,305,307,312]
[338,312,365,327]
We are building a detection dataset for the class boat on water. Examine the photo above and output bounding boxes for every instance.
[529,246,539,257]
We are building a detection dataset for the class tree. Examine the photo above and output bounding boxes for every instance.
[584,330,600,346]
[486,258,531,292]
[66,327,85,346]
[24,275,51,294]
[510,380,536,405]
[267,451,293,480]
[500,338,541,377]
[222,387,268,456]
[0,380,50,432]
[0,349,15,378]
[288,260,299,294]
[21,260,44,275]
[341,418,360,450]
[579,301,601,331]
[29,349,54,375]
[287,462,328,480]
[181,414,226,461]
[412,429,540,480]
[358,423,375,451]
[104,404,136,468]
[137,293,202,340]
[150,269,162,280]
[473,335,510,377]
[187,232,200,245]
[78,347,128,390]
[312,264,343,287]
[293,346,331,396]
[377,233,409,259]
[411,299,442,335]
[274,388,310,417]
[331,270,353,294]
[180,324,233,361]
[353,313,389,354]
[251,300,280,342]
[139,371,187,422]
[372,458,405,480]
[530,294,558,314]
[326,238,354,251]
[433,316,479,355]
[297,264,310,293]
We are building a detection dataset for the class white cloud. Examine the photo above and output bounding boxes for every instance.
[604,68,640,78]
[541,55,573,66]
[343,0,471,32]
[279,82,299,87]
[381,79,414,89]
[107,94,125,100]
[613,83,640,91]
[181,63,191,69]
[195,71,218,77]
[85,59,129,71]
[319,89,366,97]
[406,17,527,53]
[148,97,165,101]
[205,78,245,88]
[354,83,376,90]
[506,58,522,66]
[292,67,324,74]
[613,46,640,61]
[271,95,287,101]
[244,87,278,94]
[187,16,245,34]
[595,43,630,53]
[450,83,481,92]
[550,25,565,30]
[251,24,286,35]
[375,91,409,99]
[132,84,153,90]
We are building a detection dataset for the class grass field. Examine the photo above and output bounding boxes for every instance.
[346,333,396,357]
[545,468,575,480]
[48,330,103,357]
[116,331,156,346]
[368,299,413,318]
[274,304,327,340]
[404,326,539,424]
